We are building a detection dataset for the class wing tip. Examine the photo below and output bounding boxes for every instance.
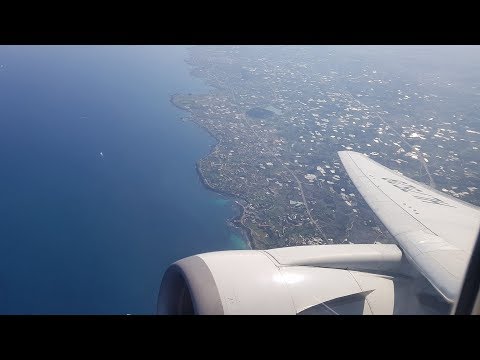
[338,150,363,157]
[338,150,362,163]
[337,150,351,158]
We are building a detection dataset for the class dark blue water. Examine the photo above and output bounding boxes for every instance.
[0,46,246,314]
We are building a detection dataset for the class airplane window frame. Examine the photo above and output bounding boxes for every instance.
[454,231,480,315]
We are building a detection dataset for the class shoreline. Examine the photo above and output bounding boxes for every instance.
[171,94,254,250]
[194,159,254,250]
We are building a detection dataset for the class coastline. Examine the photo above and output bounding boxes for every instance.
[171,94,254,250]
[194,154,254,250]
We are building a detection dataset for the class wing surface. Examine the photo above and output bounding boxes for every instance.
[339,151,480,302]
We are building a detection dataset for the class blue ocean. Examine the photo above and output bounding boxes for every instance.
[0,45,247,314]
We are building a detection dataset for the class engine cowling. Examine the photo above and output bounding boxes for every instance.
[157,245,403,315]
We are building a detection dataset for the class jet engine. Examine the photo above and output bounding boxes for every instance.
[157,244,404,315]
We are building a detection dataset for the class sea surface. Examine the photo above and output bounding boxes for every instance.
[0,45,246,314]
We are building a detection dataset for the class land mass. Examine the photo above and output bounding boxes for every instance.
[172,46,480,249]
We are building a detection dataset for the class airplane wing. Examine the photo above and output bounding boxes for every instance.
[338,151,480,303]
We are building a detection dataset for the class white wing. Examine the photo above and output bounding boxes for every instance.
[339,151,480,303]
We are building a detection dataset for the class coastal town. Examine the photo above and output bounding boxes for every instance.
[173,46,480,250]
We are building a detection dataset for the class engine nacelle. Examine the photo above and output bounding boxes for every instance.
[157,244,403,315]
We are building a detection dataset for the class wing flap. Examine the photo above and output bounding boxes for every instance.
[396,231,467,302]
